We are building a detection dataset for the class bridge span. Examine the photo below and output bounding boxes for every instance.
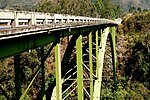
[0,10,118,100]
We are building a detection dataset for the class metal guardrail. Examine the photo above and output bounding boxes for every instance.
[0,10,117,36]
[0,10,98,27]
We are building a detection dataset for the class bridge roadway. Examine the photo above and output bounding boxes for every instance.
[0,10,118,100]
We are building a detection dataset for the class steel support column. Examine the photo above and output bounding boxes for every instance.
[55,42,62,100]
[76,35,83,100]
[14,54,22,100]
[93,28,109,100]
[96,30,99,78]
[41,46,46,99]
[89,31,93,100]
[110,27,117,91]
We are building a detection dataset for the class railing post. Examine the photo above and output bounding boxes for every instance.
[55,42,62,100]
[89,31,93,100]
[31,12,35,26]
[14,54,22,100]
[67,15,69,23]
[76,35,83,100]
[11,11,18,28]
[44,13,47,26]
[28,12,33,26]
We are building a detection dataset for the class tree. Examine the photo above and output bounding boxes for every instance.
[143,9,148,12]
[94,0,122,18]
[137,7,142,13]
[35,0,97,17]
[129,6,136,13]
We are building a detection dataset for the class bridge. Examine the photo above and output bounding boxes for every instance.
[0,10,118,100]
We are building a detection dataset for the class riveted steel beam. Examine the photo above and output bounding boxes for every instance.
[89,31,93,100]
[95,30,99,78]
[76,35,83,100]
[55,42,62,100]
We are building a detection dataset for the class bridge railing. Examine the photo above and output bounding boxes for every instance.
[0,10,117,36]
[0,10,98,28]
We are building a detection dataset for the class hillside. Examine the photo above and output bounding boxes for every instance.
[112,0,150,12]
[1,0,150,12]
[121,12,150,33]
[115,12,150,99]
[0,0,38,10]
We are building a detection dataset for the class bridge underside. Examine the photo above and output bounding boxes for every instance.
[0,23,117,99]
[0,23,116,59]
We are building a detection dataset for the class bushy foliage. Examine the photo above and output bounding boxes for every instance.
[115,12,150,99]
[35,0,98,17]
[35,0,122,18]
[94,0,122,18]
[122,12,150,33]
[0,58,15,99]
[125,33,150,87]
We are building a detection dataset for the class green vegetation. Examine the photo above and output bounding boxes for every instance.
[94,0,122,18]
[35,0,122,18]
[114,12,150,99]
[35,0,98,17]
[0,0,35,11]
[122,12,150,33]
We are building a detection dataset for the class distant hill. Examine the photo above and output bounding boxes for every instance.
[1,0,150,12]
[112,0,150,12]
[0,0,39,10]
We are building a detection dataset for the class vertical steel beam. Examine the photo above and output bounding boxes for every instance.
[95,30,99,78]
[110,27,117,91]
[93,28,109,100]
[55,42,62,100]
[41,46,46,99]
[99,30,103,48]
[76,35,83,100]
[14,54,22,100]
[89,31,93,100]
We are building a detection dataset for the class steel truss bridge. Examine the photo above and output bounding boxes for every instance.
[0,10,118,100]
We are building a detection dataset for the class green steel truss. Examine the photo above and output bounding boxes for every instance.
[0,25,117,99]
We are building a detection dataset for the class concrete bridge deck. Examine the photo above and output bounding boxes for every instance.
[0,10,117,36]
